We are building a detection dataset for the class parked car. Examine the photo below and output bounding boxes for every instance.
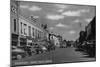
[36,45,44,54]
[31,45,43,54]
[12,46,27,60]
[82,41,95,51]
[85,41,95,54]
[80,40,95,57]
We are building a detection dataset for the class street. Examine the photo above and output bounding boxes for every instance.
[10,1,96,66]
[13,47,95,66]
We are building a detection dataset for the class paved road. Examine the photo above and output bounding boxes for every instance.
[13,47,95,66]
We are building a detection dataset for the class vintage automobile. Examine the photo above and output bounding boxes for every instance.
[85,41,95,53]
[12,46,27,60]
[30,44,44,54]
[82,41,95,51]
[78,40,95,57]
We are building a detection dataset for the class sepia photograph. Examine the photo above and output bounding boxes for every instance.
[10,0,96,66]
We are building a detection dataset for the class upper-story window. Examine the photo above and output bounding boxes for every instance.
[35,29,37,38]
[20,22,23,34]
[28,26,31,36]
[39,31,41,38]
[40,31,42,38]
[32,28,34,37]
[14,19,16,32]
[38,30,40,38]
[24,24,27,35]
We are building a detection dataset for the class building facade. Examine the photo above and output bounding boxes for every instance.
[18,15,47,47]
[49,34,61,47]
[11,0,48,47]
[11,0,19,46]
[85,17,96,41]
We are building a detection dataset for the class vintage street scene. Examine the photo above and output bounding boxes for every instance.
[11,0,96,66]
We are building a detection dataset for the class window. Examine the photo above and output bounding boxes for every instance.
[40,31,42,38]
[32,28,34,36]
[41,32,43,38]
[14,19,16,32]
[38,30,40,38]
[20,38,27,46]
[28,26,31,36]
[35,29,37,38]
[39,31,41,38]
[24,24,27,35]
[20,22,23,34]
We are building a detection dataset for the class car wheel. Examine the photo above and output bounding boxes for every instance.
[17,55,22,60]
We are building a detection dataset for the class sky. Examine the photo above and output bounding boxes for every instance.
[18,1,96,40]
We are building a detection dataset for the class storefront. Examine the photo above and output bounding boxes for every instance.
[19,36,27,47]
[11,34,18,46]
[26,36,33,46]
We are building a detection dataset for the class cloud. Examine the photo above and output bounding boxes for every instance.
[69,30,76,34]
[57,9,64,13]
[55,4,68,9]
[73,19,80,23]
[85,18,92,23]
[20,5,29,9]
[29,6,42,11]
[62,11,81,16]
[79,9,89,13]
[55,4,69,13]
[55,23,68,28]
[49,27,54,30]
[62,9,89,17]
[33,16,39,18]
[46,14,64,20]
[20,5,42,12]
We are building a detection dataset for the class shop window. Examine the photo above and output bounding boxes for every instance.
[20,38,27,46]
